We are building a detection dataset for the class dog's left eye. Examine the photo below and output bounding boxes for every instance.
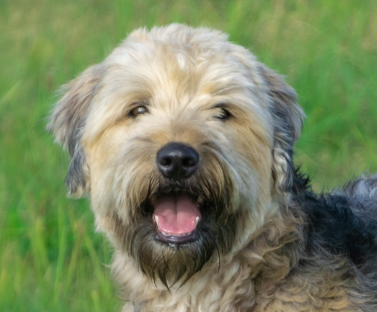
[130,105,149,117]
[214,108,232,121]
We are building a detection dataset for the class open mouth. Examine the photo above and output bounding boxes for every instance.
[152,192,203,244]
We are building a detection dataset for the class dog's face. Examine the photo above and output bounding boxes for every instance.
[48,24,304,288]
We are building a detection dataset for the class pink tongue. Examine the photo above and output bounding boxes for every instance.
[153,194,201,235]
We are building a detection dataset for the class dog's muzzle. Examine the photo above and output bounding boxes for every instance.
[151,143,203,244]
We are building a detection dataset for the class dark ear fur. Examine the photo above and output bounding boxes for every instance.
[47,64,103,197]
[259,64,305,193]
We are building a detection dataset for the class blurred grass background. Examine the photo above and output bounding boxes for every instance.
[1,0,376,311]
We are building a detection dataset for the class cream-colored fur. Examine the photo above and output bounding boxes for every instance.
[48,24,371,311]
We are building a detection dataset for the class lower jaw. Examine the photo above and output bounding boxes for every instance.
[153,229,199,244]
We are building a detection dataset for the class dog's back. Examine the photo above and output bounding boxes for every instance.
[297,173,377,263]
[294,173,377,308]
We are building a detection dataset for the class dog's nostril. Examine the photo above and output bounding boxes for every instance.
[159,157,172,167]
[157,143,199,179]
[182,156,196,168]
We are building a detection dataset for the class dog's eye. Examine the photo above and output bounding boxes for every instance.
[214,108,232,121]
[130,105,149,117]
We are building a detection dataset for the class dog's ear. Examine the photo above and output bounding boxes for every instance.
[259,64,305,193]
[47,64,103,197]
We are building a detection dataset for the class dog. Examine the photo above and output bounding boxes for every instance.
[47,24,377,311]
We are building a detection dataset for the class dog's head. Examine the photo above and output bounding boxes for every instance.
[48,24,304,288]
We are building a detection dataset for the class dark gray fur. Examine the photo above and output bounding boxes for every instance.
[258,64,305,192]
[47,64,103,195]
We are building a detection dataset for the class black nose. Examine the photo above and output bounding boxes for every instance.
[157,143,199,179]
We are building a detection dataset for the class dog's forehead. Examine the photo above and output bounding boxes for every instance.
[101,25,265,106]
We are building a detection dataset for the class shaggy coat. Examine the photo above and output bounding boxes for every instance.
[48,24,377,312]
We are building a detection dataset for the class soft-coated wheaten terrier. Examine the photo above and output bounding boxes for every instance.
[48,24,377,312]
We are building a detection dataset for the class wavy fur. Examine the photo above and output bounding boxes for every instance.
[48,25,377,311]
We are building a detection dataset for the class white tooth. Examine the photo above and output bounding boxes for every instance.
[155,215,159,226]
[196,216,200,225]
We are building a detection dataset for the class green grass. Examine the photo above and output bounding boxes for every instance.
[1,0,376,311]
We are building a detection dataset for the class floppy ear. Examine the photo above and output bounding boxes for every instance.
[47,64,103,197]
[259,64,305,193]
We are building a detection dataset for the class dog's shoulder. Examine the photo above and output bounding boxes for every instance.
[293,172,377,267]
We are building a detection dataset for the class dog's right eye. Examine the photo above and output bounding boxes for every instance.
[212,104,232,121]
[130,105,149,117]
